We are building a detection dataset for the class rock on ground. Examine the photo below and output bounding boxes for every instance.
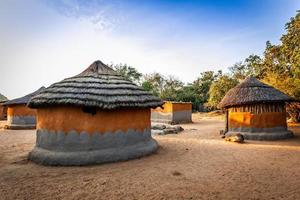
[224,133,244,143]
[151,123,184,135]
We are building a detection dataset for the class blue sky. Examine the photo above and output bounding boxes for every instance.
[0,0,299,98]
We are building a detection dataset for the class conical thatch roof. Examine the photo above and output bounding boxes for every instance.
[219,77,293,108]
[0,93,8,103]
[3,87,45,106]
[28,60,163,109]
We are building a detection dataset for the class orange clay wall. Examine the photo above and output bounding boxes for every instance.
[152,102,192,113]
[152,102,172,113]
[229,111,287,129]
[0,105,6,119]
[7,105,36,117]
[37,106,150,134]
[172,102,192,112]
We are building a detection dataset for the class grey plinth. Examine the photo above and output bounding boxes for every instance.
[6,124,36,130]
[226,126,294,140]
[6,116,36,130]
[151,110,192,124]
[29,128,158,166]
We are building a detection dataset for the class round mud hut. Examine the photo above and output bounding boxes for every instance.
[219,77,294,140]
[27,60,163,166]
[3,87,45,129]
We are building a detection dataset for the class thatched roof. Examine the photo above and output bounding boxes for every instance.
[28,60,163,109]
[3,87,45,106]
[0,93,8,103]
[219,77,293,108]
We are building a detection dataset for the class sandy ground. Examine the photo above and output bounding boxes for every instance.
[1,114,300,200]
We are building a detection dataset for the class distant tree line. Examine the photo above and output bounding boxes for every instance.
[111,11,300,121]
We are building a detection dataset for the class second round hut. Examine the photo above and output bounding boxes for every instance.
[3,87,45,129]
[219,77,294,140]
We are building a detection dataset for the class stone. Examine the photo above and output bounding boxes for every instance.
[151,124,167,130]
[163,128,178,135]
[151,129,165,135]
[174,125,184,132]
[224,133,244,143]
[151,123,184,135]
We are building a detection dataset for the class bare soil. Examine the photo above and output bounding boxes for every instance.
[1,114,300,200]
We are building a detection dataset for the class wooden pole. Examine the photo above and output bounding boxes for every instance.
[225,109,228,133]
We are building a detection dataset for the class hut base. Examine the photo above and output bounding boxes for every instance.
[28,138,158,166]
[151,111,192,125]
[151,119,192,125]
[5,124,36,130]
[226,130,294,141]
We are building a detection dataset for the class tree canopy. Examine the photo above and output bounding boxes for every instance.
[111,63,142,84]
[206,75,238,109]
[107,11,299,120]
[260,11,300,99]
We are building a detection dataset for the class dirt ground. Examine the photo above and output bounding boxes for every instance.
[1,114,300,200]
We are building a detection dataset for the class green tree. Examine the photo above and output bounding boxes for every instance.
[207,75,239,109]
[185,70,221,110]
[142,80,155,92]
[142,73,165,97]
[111,63,142,84]
[262,72,300,99]
[261,11,300,99]
[229,54,264,80]
[160,76,184,100]
[192,70,221,103]
[280,10,300,78]
[176,85,201,111]
[262,41,288,77]
[229,11,300,121]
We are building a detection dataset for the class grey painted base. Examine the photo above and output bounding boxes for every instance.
[28,128,158,166]
[226,130,294,141]
[151,112,173,124]
[6,116,36,130]
[173,111,192,124]
[29,138,158,166]
[5,124,36,130]
[7,115,36,125]
[151,111,192,124]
